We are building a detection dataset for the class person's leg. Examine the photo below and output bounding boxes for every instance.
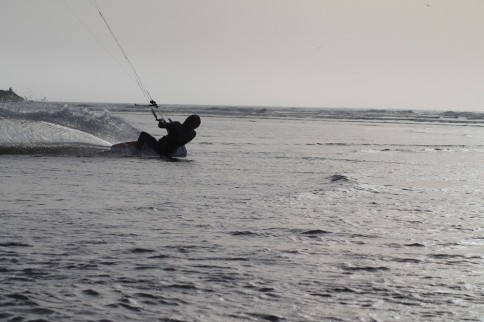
[137,132,161,154]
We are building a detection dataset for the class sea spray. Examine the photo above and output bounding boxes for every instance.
[0,102,140,154]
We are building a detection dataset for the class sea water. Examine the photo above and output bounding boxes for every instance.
[0,102,483,321]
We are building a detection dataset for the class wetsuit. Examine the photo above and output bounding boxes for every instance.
[137,121,196,157]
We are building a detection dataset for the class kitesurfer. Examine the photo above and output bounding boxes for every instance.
[136,115,201,157]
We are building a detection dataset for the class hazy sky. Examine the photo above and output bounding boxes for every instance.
[2,0,484,110]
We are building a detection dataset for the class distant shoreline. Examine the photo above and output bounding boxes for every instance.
[0,88,24,102]
[3,97,483,114]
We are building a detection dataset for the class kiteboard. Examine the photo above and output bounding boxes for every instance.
[110,141,187,158]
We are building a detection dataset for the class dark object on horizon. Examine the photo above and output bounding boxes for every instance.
[0,88,24,102]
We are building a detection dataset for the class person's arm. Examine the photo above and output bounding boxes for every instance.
[185,131,196,144]
[179,130,196,145]
[159,120,179,134]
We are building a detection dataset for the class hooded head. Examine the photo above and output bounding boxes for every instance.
[183,115,201,130]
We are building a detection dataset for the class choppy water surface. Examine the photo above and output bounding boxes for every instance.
[1,102,483,321]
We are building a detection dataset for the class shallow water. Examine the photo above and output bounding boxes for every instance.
[1,103,483,321]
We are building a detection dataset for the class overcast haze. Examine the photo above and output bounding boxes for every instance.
[2,0,484,110]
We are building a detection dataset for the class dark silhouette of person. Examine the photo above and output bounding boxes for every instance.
[137,115,201,157]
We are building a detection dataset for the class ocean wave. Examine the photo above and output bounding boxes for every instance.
[5,101,484,125]
[97,103,484,125]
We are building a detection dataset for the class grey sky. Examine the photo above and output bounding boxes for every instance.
[1,0,483,110]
